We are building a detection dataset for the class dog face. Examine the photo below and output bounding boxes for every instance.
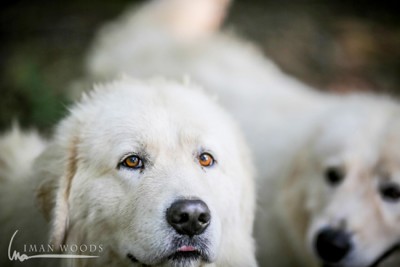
[303,97,400,267]
[36,78,255,267]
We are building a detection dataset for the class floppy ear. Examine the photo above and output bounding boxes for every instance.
[51,136,79,247]
[35,136,79,247]
[278,129,321,245]
[280,148,312,236]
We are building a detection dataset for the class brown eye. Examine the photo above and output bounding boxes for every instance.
[199,153,214,167]
[380,183,400,202]
[121,155,143,169]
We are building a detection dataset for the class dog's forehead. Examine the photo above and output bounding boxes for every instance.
[91,87,222,132]
[314,104,392,165]
[71,79,237,156]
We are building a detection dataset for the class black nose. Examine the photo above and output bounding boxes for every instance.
[315,228,352,263]
[166,199,211,236]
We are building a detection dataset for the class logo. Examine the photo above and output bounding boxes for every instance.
[8,230,102,262]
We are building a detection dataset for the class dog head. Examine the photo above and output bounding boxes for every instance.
[35,77,256,266]
[291,95,400,267]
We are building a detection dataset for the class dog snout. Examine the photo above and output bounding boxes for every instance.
[314,227,352,263]
[166,199,211,237]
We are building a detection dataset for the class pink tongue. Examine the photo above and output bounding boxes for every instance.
[178,246,196,252]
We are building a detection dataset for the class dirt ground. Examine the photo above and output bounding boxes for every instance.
[1,0,399,131]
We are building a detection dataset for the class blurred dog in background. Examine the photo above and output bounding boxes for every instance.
[76,0,400,266]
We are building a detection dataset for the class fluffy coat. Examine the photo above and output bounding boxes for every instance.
[0,78,256,267]
[81,1,400,266]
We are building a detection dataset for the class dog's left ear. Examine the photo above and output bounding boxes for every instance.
[35,136,79,247]
[52,136,79,247]
[278,132,320,242]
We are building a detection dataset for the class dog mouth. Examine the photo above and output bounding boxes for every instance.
[320,242,400,267]
[127,246,204,265]
[127,237,211,265]
[168,245,203,261]
[167,236,211,263]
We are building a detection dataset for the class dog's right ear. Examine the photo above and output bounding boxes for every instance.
[35,135,79,247]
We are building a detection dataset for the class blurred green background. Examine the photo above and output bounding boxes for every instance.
[1,0,400,132]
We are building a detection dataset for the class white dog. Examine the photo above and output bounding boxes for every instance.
[0,77,256,267]
[255,94,400,267]
[80,0,400,266]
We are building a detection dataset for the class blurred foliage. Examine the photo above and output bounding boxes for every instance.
[2,50,66,129]
[0,0,140,132]
[227,0,400,94]
[1,0,400,132]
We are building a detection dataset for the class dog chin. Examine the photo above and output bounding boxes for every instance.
[127,251,209,267]
[318,254,366,267]
[319,243,400,267]
[319,260,361,267]
[320,257,381,267]
[167,251,204,267]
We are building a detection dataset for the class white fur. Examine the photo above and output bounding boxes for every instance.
[0,126,51,267]
[81,1,400,266]
[0,78,256,267]
[82,0,327,179]
[257,94,400,267]
[0,125,46,180]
